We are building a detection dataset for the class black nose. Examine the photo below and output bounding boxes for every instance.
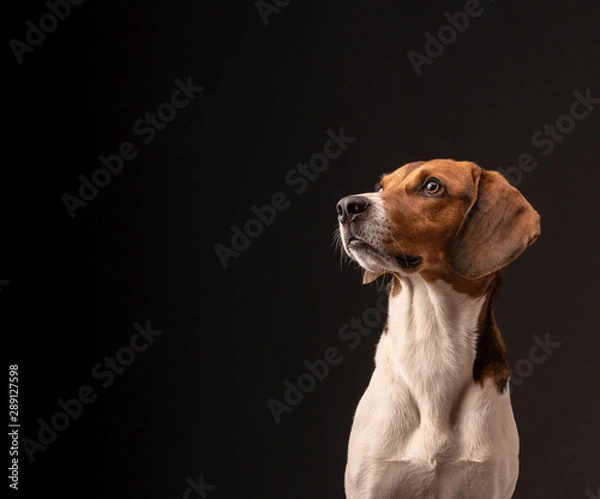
[336,195,371,223]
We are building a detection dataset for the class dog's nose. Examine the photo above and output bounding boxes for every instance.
[336,196,371,223]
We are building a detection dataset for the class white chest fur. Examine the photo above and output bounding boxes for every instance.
[344,276,519,499]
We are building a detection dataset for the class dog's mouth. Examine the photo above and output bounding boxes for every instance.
[347,237,421,271]
[395,254,422,270]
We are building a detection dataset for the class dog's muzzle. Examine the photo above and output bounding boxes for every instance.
[336,195,371,224]
[336,194,422,271]
[336,194,390,271]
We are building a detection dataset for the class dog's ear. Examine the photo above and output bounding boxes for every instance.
[450,169,541,278]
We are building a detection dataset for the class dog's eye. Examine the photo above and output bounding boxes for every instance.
[423,179,443,195]
[374,182,383,192]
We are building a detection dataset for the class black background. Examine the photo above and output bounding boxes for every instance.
[4,0,600,498]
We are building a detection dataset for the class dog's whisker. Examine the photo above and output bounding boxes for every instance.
[384,226,408,259]
[332,225,350,271]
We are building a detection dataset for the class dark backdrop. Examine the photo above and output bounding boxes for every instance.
[4,0,599,498]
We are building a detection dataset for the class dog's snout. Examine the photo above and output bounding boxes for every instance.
[337,196,371,223]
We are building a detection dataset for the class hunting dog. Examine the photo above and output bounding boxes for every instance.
[336,159,540,499]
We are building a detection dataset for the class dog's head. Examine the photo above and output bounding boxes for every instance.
[336,159,540,287]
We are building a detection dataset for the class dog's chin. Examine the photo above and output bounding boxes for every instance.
[345,239,422,281]
[346,241,389,276]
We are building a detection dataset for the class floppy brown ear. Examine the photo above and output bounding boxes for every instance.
[450,169,541,278]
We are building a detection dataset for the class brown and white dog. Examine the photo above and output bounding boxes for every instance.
[336,159,540,499]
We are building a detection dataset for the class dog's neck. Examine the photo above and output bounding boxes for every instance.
[385,272,504,429]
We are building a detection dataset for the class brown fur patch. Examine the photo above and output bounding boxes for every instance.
[386,273,403,297]
[472,271,510,392]
[380,159,480,293]
[450,169,540,278]
[363,269,385,284]
[378,159,539,296]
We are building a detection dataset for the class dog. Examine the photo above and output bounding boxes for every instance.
[336,159,540,499]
